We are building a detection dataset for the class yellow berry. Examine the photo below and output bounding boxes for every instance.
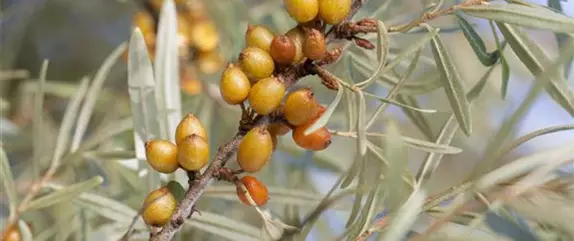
[284,0,319,23]
[285,26,305,64]
[142,187,177,227]
[188,21,219,52]
[220,63,251,105]
[303,28,326,60]
[238,47,275,80]
[248,76,285,115]
[145,140,179,174]
[196,50,224,74]
[176,114,208,145]
[237,126,273,172]
[268,123,291,136]
[177,134,210,171]
[133,11,155,34]
[236,176,269,206]
[318,0,352,25]
[180,65,202,96]
[245,25,275,53]
[283,87,319,126]
[270,35,297,65]
[1,224,21,241]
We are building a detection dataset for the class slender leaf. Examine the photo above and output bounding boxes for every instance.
[32,60,48,178]
[128,28,161,193]
[334,131,462,154]
[396,95,434,140]
[547,0,572,78]
[70,44,126,151]
[380,190,427,241]
[496,23,574,116]
[71,192,138,225]
[355,20,389,89]
[363,92,437,113]
[154,0,182,141]
[18,220,33,241]
[356,91,367,156]
[304,81,344,135]
[186,211,261,241]
[429,28,472,136]
[23,176,104,211]
[484,211,540,241]
[455,11,500,66]
[459,3,574,33]
[496,124,574,160]
[0,147,17,217]
[383,120,410,212]
[415,65,495,186]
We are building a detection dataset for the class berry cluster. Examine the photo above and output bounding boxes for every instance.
[142,114,209,226]
[124,0,223,95]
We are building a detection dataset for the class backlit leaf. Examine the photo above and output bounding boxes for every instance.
[24,176,104,211]
[455,11,500,66]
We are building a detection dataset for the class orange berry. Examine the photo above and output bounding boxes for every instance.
[283,87,319,126]
[284,0,319,23]
[145,139,179,174]
[142,187,177,227]
[237,126,273,172]
[270,35,297,65]
[177,134,210,171]
[268,123,291,136]
[175,114,208,145]
[220,63,251,105]
[248,76,285,115]
[285,26,305,64]
[292,124,331,151]
[318,0,352,25]
[245,25,275,53]
[238,47,275,80]
[236,176,269,206]
[196,50,223,74]
[188,21,219,52]
[303,28,326,60]
[1,224,21,241]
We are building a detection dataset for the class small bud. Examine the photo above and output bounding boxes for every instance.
[354,37,375,49]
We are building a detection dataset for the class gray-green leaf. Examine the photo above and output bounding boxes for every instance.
[23,176,104,211]
[429,29,472,136]
[458,3,574,33]
[455,11,500,66]
[0,147,17,216]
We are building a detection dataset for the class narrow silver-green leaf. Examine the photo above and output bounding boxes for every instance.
[23,176,104,211]
[380,189,426,241]
[396,95,434,140]
[497,22,574,116]
[186,211,260,241]
[383,119,410,212]
[458,3,574,33]
[0,147,17,217]
[70,44,126,152]
[415,65,495,186]
[355,20,389,89]
[18,220,34,241]
[429,29,472,136]
[356,91,367,156]
[363,92,437,113]
[32,60,48,178]
[455,11,500,66]
[304,81,344,135]
[154,0,182,141]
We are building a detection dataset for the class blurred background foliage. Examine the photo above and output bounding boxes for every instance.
[1,0,573,240]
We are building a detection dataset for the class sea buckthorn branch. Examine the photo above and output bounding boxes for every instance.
[147,0,376,240]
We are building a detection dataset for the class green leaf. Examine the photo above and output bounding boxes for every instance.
[363,92,437,113]
[304,81,344,135]
[458,3,574,33]
[415,65,495,185]
[429,28,472,136]
[380,189,427,241]
[0,147,17,217]
[396,95,434,140]
[70,44,126,151]
[383,120,410,212]
[23,176,104,211]
[500,55,511,99]
[455,11,500,66]
[496,124,574,159]
[32,60,48,179]
[18,220,33,241]
[154,0,182,141]
[496,23,574,116]
[356,91,367,156]
[354,20,389,89]
[186,211,260,241]
[71,192,137,225]
[166,180,186,202]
